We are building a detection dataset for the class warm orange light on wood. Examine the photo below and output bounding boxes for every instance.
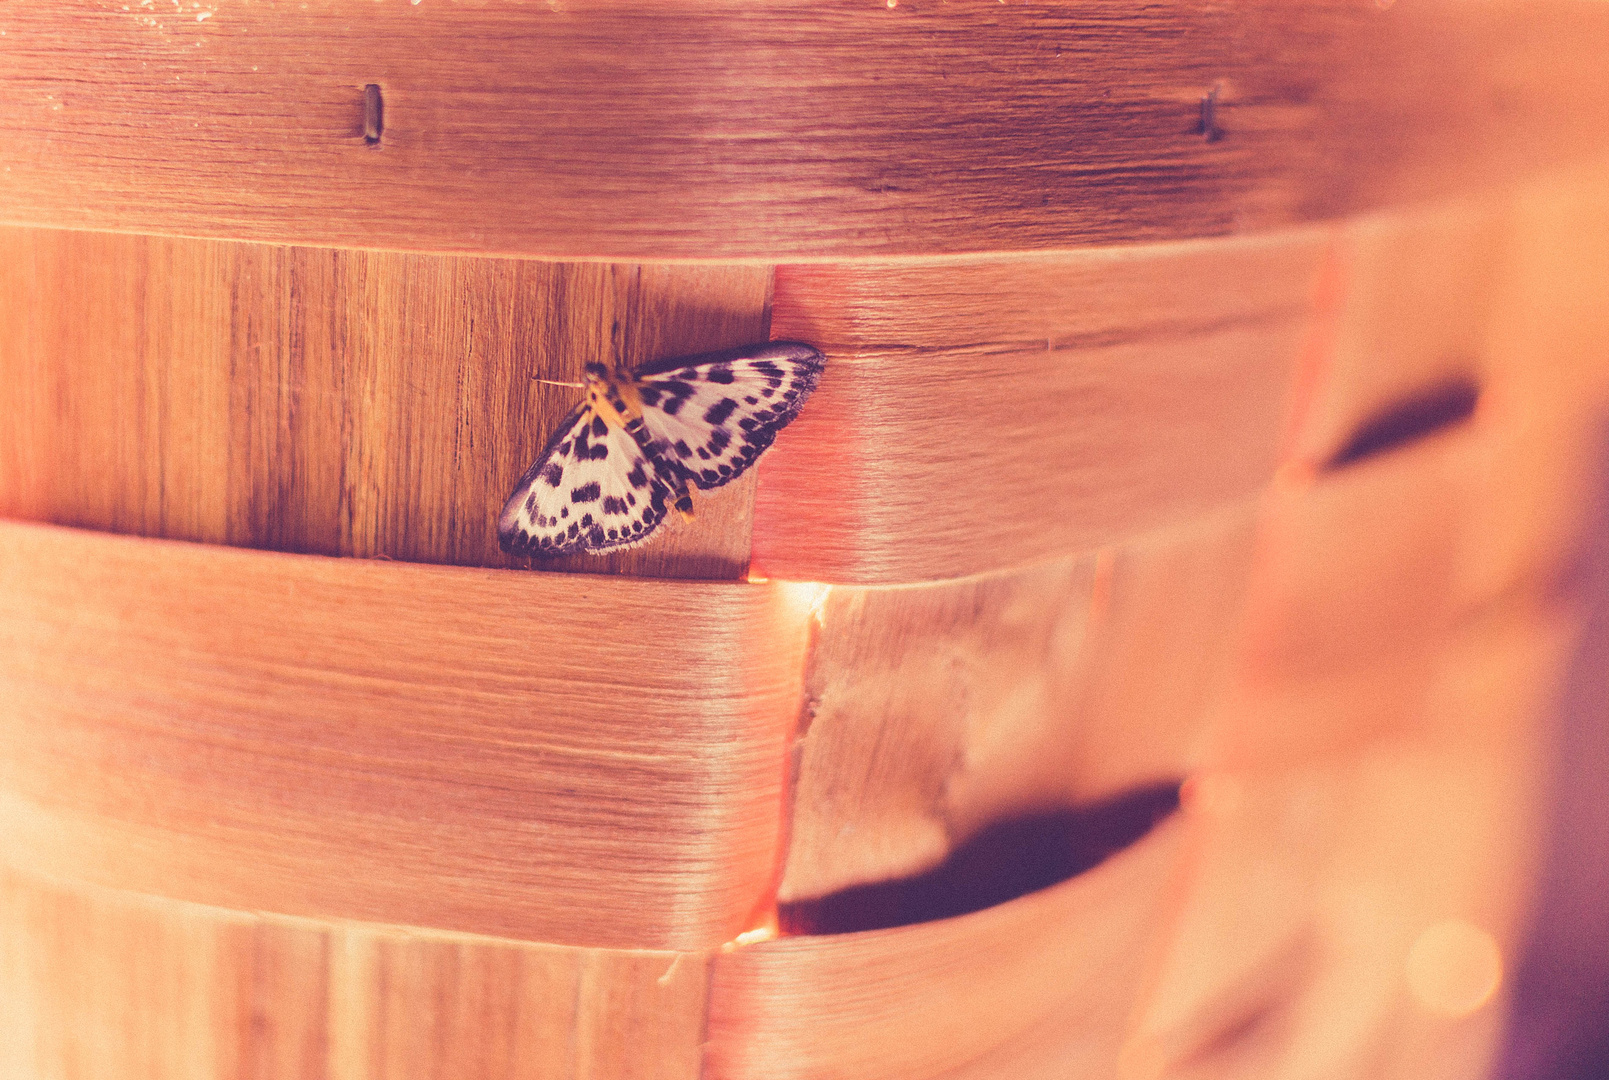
[2,0,1609,1072]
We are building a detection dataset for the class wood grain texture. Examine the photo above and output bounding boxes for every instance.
[0,227,770,578]
[5,193,1591,588]
[2,1,1609,259]
[706,818,1182,1080]
[0,161,1603,1080]
[0,520,810,949]
[2,221,1318,585]
[778,555,1099,903]
[0,865,710,1080]
[778,504,1253,904]
[754,234,1318,583]
[769,172,1609,1021]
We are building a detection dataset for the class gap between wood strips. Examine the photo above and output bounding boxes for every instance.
[1327,375,1481,471]
[777,781,1181,935]
[363,84,383,145]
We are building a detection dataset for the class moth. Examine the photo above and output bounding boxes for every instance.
[498,341,825,556]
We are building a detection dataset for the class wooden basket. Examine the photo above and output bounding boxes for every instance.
[4,2,1609,1077]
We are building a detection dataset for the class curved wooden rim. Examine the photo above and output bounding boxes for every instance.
[0,519,810,949]
[1,0,1607,258]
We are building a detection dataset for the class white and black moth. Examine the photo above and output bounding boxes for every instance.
[498,341,825,556]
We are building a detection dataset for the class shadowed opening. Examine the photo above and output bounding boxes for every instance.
[363,84,384,145]
[1328,376,1480,470]
[779,781,1181,935]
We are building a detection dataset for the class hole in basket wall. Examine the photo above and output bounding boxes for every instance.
[363,84,384,145]
[779,781,1180,935]
[1327,376,1480,471]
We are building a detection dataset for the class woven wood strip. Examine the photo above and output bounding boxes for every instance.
[705,819,1183,1080]
[1,1,1607,258]
[755,232,1319,582]
[0,229,770,579]
[0,865,711,1080]
[1,223,1316,586]
[0,520,810,949]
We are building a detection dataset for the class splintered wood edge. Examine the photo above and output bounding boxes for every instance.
[1,1,1607,258]
[0,519,811,949]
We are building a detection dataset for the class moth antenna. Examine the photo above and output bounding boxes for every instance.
[531,376,585,388]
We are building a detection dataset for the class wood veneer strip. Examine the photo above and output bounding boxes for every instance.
[1,2,1607,259]
[0,864,711,1080]
[0,520,809,949]
[3,221,1318,587]
[754,233,1320,583]
[1,201,1574,588]
[778,504,1253,904]
[704,818,1183,1080]
[770,182,1609,914]
[0,228,770,578]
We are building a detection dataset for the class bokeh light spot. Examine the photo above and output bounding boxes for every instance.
[1406,918,1503,1018]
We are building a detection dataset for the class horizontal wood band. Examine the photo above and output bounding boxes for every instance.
[4,184,1591,585]
[1,821,1182,1080]
[755,232,1320,582]
[0,223,1325,586]
[705,819,1183,1080]
[753,176,1609,582]
[0,228,770,580]
[0,520,810,949]
[0,1,1607,259]
[0,864,712,1080]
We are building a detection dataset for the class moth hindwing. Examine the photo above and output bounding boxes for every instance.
[498,340,824,556]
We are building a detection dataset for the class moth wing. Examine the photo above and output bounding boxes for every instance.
[498,403,671,555]
[632,340,825,491]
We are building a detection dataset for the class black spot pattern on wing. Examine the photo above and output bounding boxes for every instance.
[499,341,824,555]
[497,399,671,556]
[633,340,825,492]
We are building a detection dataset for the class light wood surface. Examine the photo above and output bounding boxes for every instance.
[778,504,1253,904]
[1,223,1319,586]
[755,236,1315,583]
[0,520,809,948]
[771,192,1567,903]
[1119,168,1609,1080]
[5,190,1594,588]
[2,2,1609,259]
[0,229,769,579]
[706,819,1183,1080]
[1224,182,1609,768]
[1126,610,1576,1080]
[0,865,711,1080]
